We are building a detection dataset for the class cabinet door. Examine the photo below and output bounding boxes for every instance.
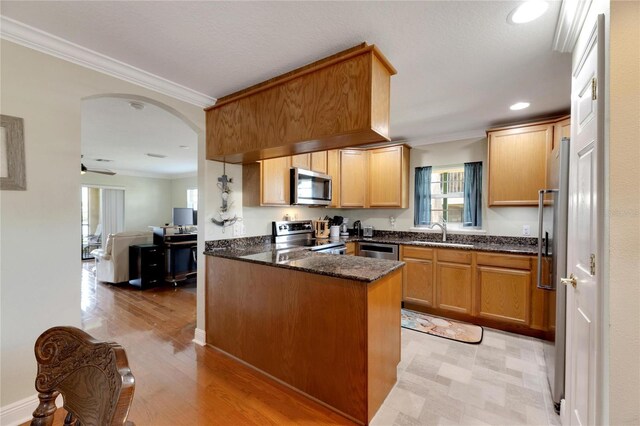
[262,157,291,205]
[310,151,328,174]
[291,154,310,169]
[368,146,403,207]
[345,242,356,256]
[327,150,340,208]
[340,150,367,207]
[477,266,531,325]
[403,258,435,307]
[488,123,552,206]
[436,262,472,314]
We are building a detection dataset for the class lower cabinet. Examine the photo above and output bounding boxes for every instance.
[435,249,472,314]
[345,242,356,256]
[476,266,530,325]
[401,246,551,338]
[400,246,435,308]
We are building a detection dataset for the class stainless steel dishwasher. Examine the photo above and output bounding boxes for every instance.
[357,242,399,260]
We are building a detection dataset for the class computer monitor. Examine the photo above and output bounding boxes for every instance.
[172,207,194,226]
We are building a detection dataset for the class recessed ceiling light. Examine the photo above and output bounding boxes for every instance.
[510,102,531,110]
[508,1,549,24]
[129,101,145,110]
[146,153,167,158]
[179,145,190,149]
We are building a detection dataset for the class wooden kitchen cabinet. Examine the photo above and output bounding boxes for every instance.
[291,154,310,169]
[488,122,552,206]
[327,150,340,208]
[340,150,367,208]
[487,115,570,207]
[243,156,291,206]
[368,145,410,208]
[436,250,473,314]
[345,242,356,256]
[401,246,552,339]
[310,151,328,174]
[206,43,396,164]
[401,246,435,308]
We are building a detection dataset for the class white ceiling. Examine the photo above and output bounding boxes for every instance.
[1,1,571,174]
[81,97,197,177]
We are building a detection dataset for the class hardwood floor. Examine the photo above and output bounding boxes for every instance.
[31,262,354,425]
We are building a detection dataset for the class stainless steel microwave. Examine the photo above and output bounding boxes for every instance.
[290,168,332,206]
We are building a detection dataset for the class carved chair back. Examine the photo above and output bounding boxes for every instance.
[31,326,135,426]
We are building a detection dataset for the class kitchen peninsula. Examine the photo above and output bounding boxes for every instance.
[205,245,404,425]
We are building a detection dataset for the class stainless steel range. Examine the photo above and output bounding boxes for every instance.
[272,220,346,254]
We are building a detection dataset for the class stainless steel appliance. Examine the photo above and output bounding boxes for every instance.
[273,220,346,254]
[358,242,398,260]
[290,168,332,206]
[363,225,374,238]
[538,137,570,414]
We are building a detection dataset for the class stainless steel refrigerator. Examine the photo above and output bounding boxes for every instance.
[538,137,569,414]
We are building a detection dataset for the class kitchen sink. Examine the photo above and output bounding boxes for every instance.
[409,241,474,249]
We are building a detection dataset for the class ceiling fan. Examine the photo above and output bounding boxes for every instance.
[81,163,116,176]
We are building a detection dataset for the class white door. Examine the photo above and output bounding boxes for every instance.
[565,15,604,426]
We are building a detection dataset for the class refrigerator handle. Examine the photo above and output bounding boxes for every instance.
[537,189,556,290]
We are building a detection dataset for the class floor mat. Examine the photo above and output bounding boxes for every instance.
[401,308,483,344]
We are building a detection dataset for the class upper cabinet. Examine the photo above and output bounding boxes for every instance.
[340,150,368,208]
[310,151,328,174]
[243,144,410,208]
[206,43,397,164]
[243,157,291,206]
[487,115,569,206]
[291,154,310,170]
[368,145,410,208]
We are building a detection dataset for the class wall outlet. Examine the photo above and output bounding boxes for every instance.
[522,225,531,236]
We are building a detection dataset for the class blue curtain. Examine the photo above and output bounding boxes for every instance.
[414,166,432,225]
[463,162,482,227]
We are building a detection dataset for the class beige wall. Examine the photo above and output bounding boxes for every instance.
[170,175,197,209]
[0,40,204,409]
[608,1,640,424]
[81,174,174,231]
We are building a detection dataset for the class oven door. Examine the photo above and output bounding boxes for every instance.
[290,168,332,205]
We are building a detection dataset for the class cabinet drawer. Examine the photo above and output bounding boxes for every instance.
[476,252,531,270]
[401,245,433,260]
[437,249,471,264]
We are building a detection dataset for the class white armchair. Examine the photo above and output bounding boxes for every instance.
[91,231,153,283]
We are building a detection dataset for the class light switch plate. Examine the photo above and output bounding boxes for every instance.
[522,225,531,236]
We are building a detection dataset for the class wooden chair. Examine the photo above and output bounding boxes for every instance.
[31,326,135,426]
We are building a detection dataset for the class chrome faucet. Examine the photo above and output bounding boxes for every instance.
[428,221,447,242]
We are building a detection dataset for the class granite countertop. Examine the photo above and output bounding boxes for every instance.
[206,245,404,283]
[341,235,538,255]
[204,230,537,282]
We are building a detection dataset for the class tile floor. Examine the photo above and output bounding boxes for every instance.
[372,327,562,426]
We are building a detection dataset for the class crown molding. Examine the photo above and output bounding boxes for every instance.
[552,0,593,53]
[0,16,216,108]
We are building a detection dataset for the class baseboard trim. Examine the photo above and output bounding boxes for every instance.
[192,327,206,346]
[1,394,38,426]
[1,394,64,426]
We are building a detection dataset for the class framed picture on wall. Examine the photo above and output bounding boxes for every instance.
[0,114,26,191]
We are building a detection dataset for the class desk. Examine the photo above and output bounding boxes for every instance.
[165,241,197,283]
[152,226,197,285]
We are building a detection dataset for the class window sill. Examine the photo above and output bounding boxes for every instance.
[409,226,487,235]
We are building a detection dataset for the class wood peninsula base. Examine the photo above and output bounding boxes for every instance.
[206,256,402,425]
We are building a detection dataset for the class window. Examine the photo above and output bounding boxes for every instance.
[187,188,198,211]
[414,162,483,228]
[430,166,464,223]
